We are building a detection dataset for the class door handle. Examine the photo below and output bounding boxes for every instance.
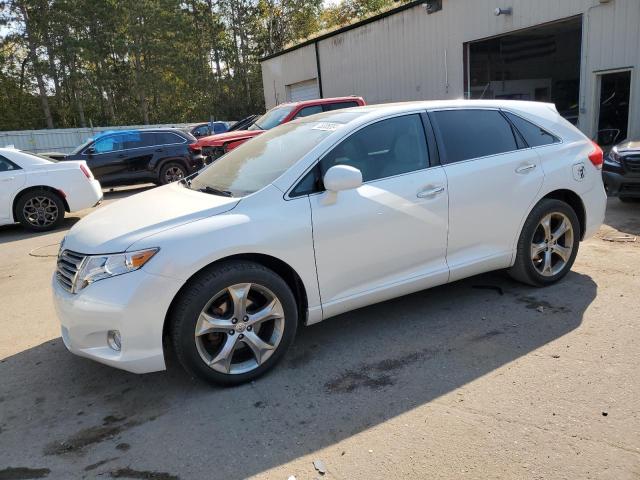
[515,164,537,174]
[155,148,164,153]
[1,176,15,182]
[417,185,445,198]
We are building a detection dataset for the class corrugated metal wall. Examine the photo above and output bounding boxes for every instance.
[261,0,640,140]
[0,123,195,154]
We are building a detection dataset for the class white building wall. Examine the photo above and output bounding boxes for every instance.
[261,0,640,140]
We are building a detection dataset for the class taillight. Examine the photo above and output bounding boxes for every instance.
[588,141,603,170]
[80,164,93,179]
[188,143,201,153]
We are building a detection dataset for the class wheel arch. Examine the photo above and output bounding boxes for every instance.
[539,189,586,240]
[12,185,70,221]
[162,252,309,351]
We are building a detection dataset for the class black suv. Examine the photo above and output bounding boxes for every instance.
[603,140,640,202]
[49,129,204,186]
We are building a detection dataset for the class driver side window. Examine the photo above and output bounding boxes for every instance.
[93,135,124,153]
[291,114,430,197]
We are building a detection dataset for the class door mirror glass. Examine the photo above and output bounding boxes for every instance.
[85,147,95,155]
[323,165,362,192]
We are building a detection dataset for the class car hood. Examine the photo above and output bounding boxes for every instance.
[615,140,640,153]
[196,130,263,147]
[63,183,239,254]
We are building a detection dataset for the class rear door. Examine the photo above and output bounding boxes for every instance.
[429,108,544,281]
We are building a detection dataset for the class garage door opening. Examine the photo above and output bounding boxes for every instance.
[465,16,582,125]
[286,78,320,102]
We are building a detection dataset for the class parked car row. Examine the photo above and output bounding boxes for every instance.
[602,139,640,202]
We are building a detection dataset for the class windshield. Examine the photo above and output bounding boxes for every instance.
[248,105,295,131]
[189,121,336,197]
[72,138,94,154]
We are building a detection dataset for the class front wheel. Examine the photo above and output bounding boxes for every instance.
[508,199,580,287]
[169,261,298,385]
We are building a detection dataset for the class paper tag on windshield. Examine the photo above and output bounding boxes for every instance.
[312,122,341,131]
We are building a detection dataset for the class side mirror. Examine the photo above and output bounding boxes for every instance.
[323,165,363,192]
[85,147,95,155]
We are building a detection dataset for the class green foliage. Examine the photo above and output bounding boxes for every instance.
[0,0,406,130]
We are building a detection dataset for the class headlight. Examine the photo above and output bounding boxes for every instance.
[75,248,158,292]
[605,147,622,166]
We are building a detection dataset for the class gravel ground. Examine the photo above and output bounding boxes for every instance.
[0,189,638,480]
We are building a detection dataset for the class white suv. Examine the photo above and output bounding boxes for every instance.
[52,100,607,385]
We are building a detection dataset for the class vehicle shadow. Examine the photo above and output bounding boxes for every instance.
[0,217,79,246]
[102,184,155,201]
[0,270,596,479]
[603,197,640,236]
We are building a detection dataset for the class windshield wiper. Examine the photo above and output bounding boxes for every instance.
[199,186,233,197]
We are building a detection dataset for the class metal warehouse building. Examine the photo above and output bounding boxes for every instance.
[260,0,640,146]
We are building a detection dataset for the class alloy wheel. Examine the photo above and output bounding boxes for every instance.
[194,283,285,375]
[165,166,185,183]
[530,212,574,276]
[22,196,59,228]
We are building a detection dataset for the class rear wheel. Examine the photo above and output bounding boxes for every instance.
[159,162,187,185]
[508,199,580,287]
[170,261,298,385]
[15,190,65,231]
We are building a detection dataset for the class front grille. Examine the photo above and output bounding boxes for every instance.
[623,155,640,174]
[56,250,86,293]
[621,184,640,193]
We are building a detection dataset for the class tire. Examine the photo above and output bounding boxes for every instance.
[159,162,187,185]
[15,189,65,232]
[508,199,580,287]
[169,261,298,385]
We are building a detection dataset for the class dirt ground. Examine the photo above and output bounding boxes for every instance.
[0,189,638,480]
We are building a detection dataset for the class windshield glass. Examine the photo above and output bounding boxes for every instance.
[249,105,295,131]
[189,121,336,197]
[72,138,94,154]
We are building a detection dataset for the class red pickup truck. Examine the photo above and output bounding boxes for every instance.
[195,96,366,162]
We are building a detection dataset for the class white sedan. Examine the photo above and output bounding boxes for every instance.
[52,100,606,385]
[0,148,103,231]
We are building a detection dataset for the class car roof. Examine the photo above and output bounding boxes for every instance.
[292,99,561,126]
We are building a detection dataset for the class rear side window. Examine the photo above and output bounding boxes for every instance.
[324,101,359,111]
[431,109,519,164]
[156,132,185,145]
[504,112,559,147]
[294,105,323,119]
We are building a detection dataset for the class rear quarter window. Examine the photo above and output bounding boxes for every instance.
[504,112,560,147]
[324,101,360,111]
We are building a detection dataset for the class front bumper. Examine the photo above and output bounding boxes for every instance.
[602,170,640,198]
[52,267,182,374]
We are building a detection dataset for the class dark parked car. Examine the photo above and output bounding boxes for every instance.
[603,140,640,202]
[187,122,230,138]
[47,129,204,186]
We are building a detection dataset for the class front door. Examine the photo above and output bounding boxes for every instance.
[308,114,450,318]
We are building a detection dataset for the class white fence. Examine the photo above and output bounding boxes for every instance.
[0,123,197,154]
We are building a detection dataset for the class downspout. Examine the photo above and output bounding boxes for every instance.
[315,41,324,98]
[580,1,607,136]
